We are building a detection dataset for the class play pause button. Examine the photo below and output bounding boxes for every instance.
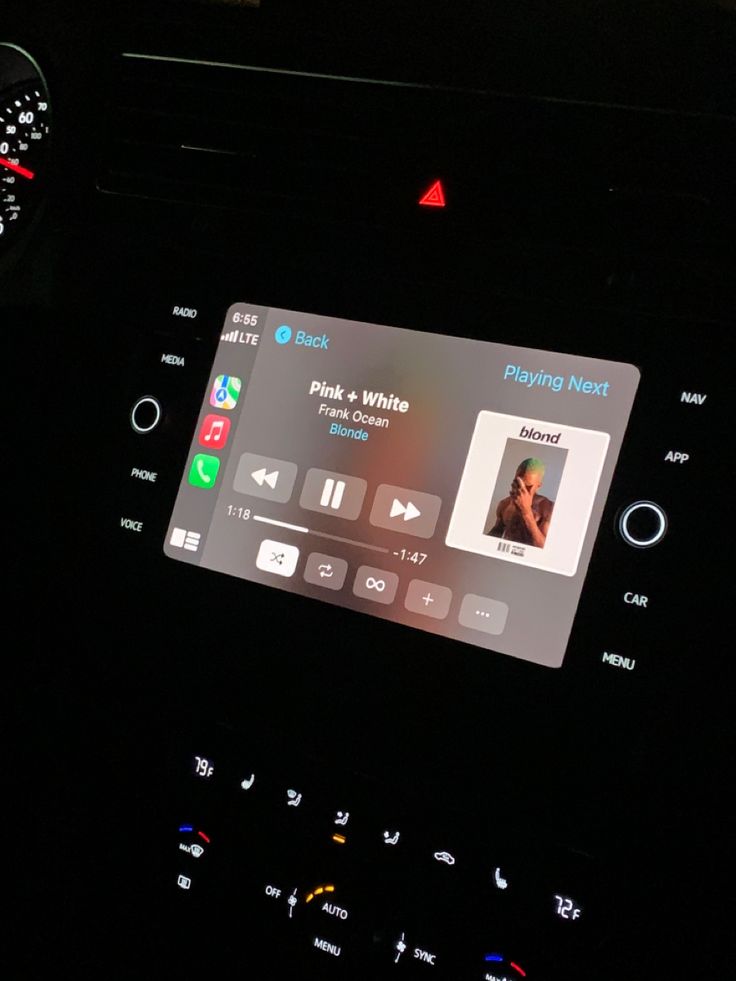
[233,453,298,503]
[369,485,442,539]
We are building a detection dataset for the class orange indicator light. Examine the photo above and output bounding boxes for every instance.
[305,884,335,903]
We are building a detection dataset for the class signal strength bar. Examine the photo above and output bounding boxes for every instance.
[221,328,245,343]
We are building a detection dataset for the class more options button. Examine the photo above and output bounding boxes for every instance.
[458,594,509,636]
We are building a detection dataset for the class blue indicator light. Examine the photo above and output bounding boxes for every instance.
[179,825,193,832]
[485,954,504,962]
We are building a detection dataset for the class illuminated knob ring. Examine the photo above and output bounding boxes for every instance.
[618,501,668,549]
[130,395,162,434]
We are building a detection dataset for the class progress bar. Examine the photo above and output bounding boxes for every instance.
[252,515,390,554]
[253,515,308,533]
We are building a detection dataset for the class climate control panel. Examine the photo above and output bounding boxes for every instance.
[166,728,605,981]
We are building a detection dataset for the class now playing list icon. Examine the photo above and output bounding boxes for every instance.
[169,527,201,553]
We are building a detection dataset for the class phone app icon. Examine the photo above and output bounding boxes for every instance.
[198,414,231,450]
[188,453,221,489]
[210,374,242,410]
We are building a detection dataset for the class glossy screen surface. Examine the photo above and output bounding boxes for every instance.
[165,303,639,667]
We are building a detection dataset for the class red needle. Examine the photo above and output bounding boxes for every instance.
[0,156,35,180]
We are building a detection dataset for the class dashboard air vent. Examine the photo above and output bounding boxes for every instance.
[98,53,443,221]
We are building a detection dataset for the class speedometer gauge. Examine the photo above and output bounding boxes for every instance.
[0,43,51,247]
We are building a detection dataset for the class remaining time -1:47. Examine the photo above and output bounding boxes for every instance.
[392,549,428,565]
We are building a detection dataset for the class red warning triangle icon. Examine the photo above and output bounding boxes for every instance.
[418,179,446,208]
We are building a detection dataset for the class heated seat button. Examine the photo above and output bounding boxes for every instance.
[618,501,668,548]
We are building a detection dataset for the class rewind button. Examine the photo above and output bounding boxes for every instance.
[233,453,298,503]
[252,468,279,490]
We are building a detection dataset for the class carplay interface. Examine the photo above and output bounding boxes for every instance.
[165,303,639,667]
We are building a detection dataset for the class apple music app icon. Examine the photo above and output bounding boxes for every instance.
[198,414,231,450]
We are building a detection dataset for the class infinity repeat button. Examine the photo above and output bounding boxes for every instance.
[130,395,162,434]
[618,501,668,548]
[353,566,399,604]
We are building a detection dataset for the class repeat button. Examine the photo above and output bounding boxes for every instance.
[353,566,399,605]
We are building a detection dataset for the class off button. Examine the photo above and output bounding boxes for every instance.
[130,396,162,434]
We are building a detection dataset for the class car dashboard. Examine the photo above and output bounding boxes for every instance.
[6,1,734,978]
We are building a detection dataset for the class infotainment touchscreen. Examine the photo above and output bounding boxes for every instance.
[165,303,639,667]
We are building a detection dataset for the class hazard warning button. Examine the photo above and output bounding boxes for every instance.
[418,179,446,208]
